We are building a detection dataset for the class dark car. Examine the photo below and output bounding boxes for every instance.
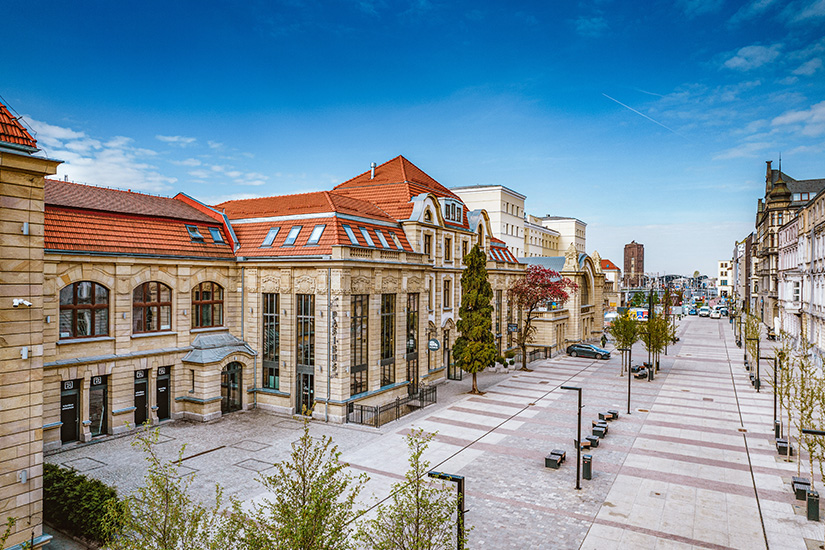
[688,308,697,315]
[566,343,610,360]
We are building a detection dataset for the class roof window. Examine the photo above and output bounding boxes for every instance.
[389,231,404,250]
[343,224,359,245]
[375,229,391,248]
[209,227,225,244]
[359,227,375,247]
[186,225,204,242]
[261,227,280,247]
[282,225,302,246]
[306,224,326,246]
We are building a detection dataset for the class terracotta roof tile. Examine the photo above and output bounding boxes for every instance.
[216,191,394,222]
[0,100,37,151]
[335,156,459,199]
[601,259,620,271]
[45,207,235,259]
[45,179,216,223]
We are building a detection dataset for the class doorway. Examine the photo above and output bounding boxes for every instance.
[134,370,149,426]
[156,366,170,421]
[221,362,243,414]
[406,354,419,396]
[89,376,107,437]
[60,379,80,444]
[296,372,314,415]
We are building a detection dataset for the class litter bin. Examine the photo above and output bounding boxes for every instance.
[808,490,819,521]
[647,366,654,381]
[774,421,781,439]
[583,454,592,480]
[754,378,761,391]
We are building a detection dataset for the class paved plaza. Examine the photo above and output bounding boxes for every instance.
[47,316,823,549]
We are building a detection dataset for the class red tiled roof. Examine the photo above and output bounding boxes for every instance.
[216,191,394,223]
[233,217,412,257]
[489,240,519,264]
[45,179,216,224]
[45,207,235,259]
[601,259,620,271]
[0,100,37,150]
[335,156,460,199]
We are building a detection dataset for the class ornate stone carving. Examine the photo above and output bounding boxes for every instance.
[591,250,602,273]
[295,275,316,294]
[563,242,578,272]
[351,275,371,294]
[382,275,400,293]
[261,274,280,293]
[407,276,423,292]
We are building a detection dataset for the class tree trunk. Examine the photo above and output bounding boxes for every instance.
[472,372,479,394]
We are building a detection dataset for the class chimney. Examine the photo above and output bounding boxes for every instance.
[765,160,773,195]
[64,174,68,182]
[370,162,376,179]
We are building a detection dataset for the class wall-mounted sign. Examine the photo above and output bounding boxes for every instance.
[428,338,440,351]
[508,323,518,333]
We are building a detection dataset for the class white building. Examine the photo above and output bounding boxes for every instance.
[452,185,526,257]
[540,216,586,254]
[717,260,733,298]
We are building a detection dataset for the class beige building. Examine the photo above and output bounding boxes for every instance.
[717,261,733,298]
[524,214,560,257]
[0,101,59,549]
[539,216,587,255]
[450,185,526,257]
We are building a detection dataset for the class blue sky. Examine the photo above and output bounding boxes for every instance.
[4,0,824,276]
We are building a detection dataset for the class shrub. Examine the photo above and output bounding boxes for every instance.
[44,462,120,544]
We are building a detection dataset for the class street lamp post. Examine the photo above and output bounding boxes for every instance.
[619,347,632,415]
[561,385,582,490]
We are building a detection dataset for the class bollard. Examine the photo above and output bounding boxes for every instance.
[754,378,760,391]
[808,490,820,521]
[582,454,592,480]
[775,421,781,439]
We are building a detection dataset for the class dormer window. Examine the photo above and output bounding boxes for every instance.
[186,225,204,242]
[359,227,375,247]
[424,210,433,223]
[282,226,302,246]
[375,229,391,248]
[306,224,325,246]
[389,231,404,250]
[343,224,359,245]
[209,227,225,244]
[261,227,280,247]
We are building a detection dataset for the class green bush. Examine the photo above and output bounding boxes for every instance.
[44,462,120,544]
[504,350,516,359]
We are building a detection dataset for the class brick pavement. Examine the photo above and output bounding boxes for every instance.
[47,316,823,549]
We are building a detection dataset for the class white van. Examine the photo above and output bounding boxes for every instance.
[698,306,710,317]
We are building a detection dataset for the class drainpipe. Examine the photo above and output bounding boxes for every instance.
[253,354,258,409]
[241,266,245,341]
[326,267,331,422]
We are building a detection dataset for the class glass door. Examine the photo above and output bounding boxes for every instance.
[134,370,148,426]
[156,366,170,421]
[89,376,107,436]
[221,362,243,414]
[296,373,314,415]
[60,380,80,443]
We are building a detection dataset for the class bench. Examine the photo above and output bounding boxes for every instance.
[776,438,794,456]
[545,449,567,469]
[578,438,591,450]
[585,435,600,448]
[593,426,607,438]
[607,409,619,419]
[793,477,811,500]
[599,412,615,421]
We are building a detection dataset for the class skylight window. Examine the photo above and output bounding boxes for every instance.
[375,229,391,248]
[389,231,404,250]
[343,224,359,245]
[282,225,302,246]
[261,227,280,247]
[186,225,204,242]
[358,227,375,247]
[306,224,326,246]
[209,227,225,244]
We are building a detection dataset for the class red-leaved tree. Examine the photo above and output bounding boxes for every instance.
[508,265,578,370]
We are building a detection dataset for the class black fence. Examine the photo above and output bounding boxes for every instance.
[528,346,554,362]
[347,386,437,427]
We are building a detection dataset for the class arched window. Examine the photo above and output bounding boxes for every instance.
[59,282,109,339]
[192,282,224,328]
[424,209,432,223]
[133,282,172,333]
[580,277,590,306]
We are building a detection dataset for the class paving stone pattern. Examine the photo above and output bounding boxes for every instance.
[47,317,824,549]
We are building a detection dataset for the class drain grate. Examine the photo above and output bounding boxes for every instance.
[738,428,747,432]
[703,397,714,402]
[638,408,650,413]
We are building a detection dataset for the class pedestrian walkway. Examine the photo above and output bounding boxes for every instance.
[46,316,822,549]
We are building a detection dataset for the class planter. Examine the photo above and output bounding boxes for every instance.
[808,490,819,521]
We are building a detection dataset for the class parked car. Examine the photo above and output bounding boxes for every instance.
[699,306,710,317]
[689,308,697,315]
[710,310,721,319]
[566,343,611,360]
[719,308,728,317]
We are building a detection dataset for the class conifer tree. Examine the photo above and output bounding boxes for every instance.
[454,244,496,394]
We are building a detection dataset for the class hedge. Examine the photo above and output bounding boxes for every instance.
[44,462,120,544]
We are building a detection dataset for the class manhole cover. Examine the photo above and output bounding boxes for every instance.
[231,440,270,452]
[61,457,105,473]
[235,459,274,472]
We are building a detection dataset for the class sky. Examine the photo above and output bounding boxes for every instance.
[3,0,824,276]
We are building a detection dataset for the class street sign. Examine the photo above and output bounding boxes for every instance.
[428,338,440,351]
[508,323,518,333]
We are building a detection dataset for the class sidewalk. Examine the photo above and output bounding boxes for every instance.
[46,317,821,549]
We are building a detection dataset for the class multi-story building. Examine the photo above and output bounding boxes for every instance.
[600,258,621,310]
[777,213,803,339]
[450,185,526,257]
[717,261,733,298]
[754,161,825,327]
[0,101,59,549]
[523,214,560,257]
[623,241,644,288]
[539,216,586,255]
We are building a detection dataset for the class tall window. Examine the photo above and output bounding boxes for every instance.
[443,278,452,308]
[444,237,452,261]
[132,282,172,333]
[263,293,279,389]
[380,294,395,386]
[496,290,503,336]
[60,282,109,339]
[297,294,315,367]
[424,234,432,258]
[351,295,368,396]
[407,293,419,354]
[462,240,468,260]
[192,282,223,328]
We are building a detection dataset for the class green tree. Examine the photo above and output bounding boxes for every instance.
[607,312,638,376]
[103,429,232,550]
[775,333,795,462]
[356,429,469,550]
[454,244,496,394]
[239,421,368,550]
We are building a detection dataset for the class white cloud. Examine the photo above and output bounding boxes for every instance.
[679,0,724,17]
[792,57,823,75]
[171,158,202,167]
[713,141,774,159]
[207,140,223,149]
[27,118,175,192]
[778,75,800,85]
[188,169,211,179]
[723,44,782,70]
[791,0,825,21]
[771,100,825,136]
[156,135,197,146]
[729,0,779,24]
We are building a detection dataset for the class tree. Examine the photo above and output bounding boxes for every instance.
[356,429,469,550]
[103,429,233,550]
[509,265,577,370]
[454,244,496,394]
[239,421,368,550]
[608,312,639,376]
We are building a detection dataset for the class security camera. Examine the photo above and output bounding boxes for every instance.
[13,299,32,308]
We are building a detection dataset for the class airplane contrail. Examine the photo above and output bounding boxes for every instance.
[602,93,687,139]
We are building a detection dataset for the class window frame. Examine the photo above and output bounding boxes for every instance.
[59,281,109,339]
[380,294,396,387]
[132,281,172,334]
[351,294,368,396]
[359,227,376,247]
[208,227,225,244]
[375,229,391,249]
[192,282,224,328]
[263,293,280,390]
[343,224,360,245]
[282,226,302,247]
[261,227,280,247]
[186,225,204,242]
[306,224,326,246]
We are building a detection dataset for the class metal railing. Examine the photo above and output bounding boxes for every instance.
[347,386,437,427]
